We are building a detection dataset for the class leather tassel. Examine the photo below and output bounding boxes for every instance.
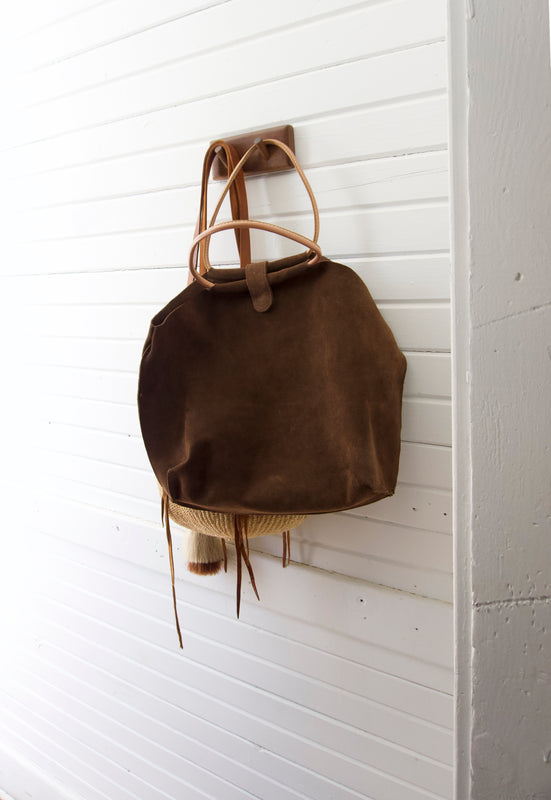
[234,516,243,618]
[240,533,260,602]
[161,492,183,649]
[184,530,224,575]
[221,538,228,573]
[282,530,291,567]
[233,515,260,618]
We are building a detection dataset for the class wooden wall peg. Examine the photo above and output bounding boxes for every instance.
[212,125,295,180]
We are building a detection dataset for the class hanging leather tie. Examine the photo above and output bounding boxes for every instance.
[282,530,291,567]
[161,491,183,649]
[221,538,228,572]
[233,515,260,618]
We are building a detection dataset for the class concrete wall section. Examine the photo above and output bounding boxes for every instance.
[450,1,551,797]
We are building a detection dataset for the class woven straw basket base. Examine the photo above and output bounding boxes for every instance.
[166,497,306,540]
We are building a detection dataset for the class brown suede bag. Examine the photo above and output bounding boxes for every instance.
[138,140,406,645]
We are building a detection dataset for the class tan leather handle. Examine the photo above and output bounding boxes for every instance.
[194,140,251,273]
[189,220,322,289]
[202,138,320,271]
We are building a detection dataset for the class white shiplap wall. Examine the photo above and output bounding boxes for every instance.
[0,2,452,799]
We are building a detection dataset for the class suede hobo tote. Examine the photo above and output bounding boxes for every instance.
[138,139,407,646]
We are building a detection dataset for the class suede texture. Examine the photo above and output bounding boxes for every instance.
[138,253,407,516]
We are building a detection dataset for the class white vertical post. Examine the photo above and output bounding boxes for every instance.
[447,0,472,796]
[450,1,551,797]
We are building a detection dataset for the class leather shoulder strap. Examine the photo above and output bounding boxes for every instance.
[192,140,251,275]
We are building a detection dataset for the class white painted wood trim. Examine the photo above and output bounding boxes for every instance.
[447,1,472,797]
[449,2,551,798]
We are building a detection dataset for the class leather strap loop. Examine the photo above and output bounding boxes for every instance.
[193,140,251,273]
[210,139,319,242]
[202,138,320,272]
[188,220,322,289]
[245,261,273,312]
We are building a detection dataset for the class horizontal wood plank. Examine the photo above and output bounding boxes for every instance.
[7,203,449,275]
[23,151,448,237]
[12,0,228,71]
[28,545,452,768]
[18,2,446,144]
[20,0,446,103]
[6,42,447,170]
[0,718,132,800]
[10,96,448,205]
[33,450,452,598]
[18,490,454,688]
[8,253,450,305]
